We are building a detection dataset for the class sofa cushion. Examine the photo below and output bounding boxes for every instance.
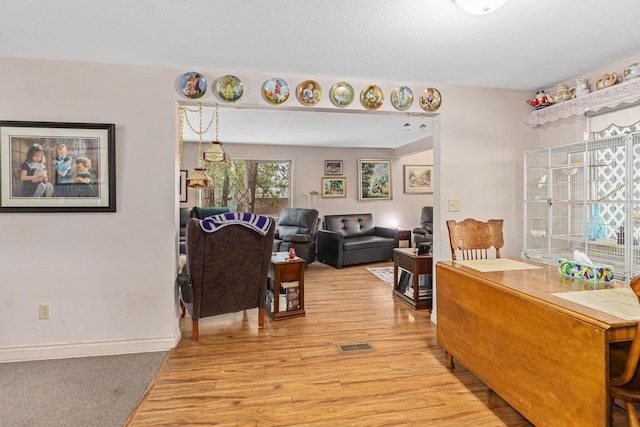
[343,235,394,251]
[324,214,375,238]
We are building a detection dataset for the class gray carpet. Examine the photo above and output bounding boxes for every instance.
[0,351,167,427]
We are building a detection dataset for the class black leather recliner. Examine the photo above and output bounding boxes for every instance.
[272,208,320,266]
[317,213,398,269]
[413,206,433,247]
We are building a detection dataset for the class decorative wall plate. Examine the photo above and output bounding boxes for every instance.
[262,78,290,104]
[419,88,442,112]
[296,80,322,106]
[178,71,207,99]
[330,82,355,107]
[391,86,414,111]
[360,85,384,110]
[216,75,244,102]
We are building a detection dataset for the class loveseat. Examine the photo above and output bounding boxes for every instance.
[316,213,398,269]
[272,208,320,266]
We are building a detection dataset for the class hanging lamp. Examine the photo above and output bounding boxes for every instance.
[183,104,214,188]
[203,104,230,163]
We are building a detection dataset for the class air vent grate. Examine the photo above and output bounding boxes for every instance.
[337,342,374,353]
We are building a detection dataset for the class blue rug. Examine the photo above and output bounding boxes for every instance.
[367,267,394,287]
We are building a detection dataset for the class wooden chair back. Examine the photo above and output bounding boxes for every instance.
[610,276,640,427]
[446,218,504,261]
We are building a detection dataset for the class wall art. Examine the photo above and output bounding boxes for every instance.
[404,165,433,194]
[358,159,391,201]
[321,177,346,198]
[0,121,116,212]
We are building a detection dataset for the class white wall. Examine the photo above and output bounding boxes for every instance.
[0,56,537,362]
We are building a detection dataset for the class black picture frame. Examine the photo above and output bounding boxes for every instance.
[0,120,116,212]
[179,170,188,203]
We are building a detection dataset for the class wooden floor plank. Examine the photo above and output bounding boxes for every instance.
[127,260,630,426]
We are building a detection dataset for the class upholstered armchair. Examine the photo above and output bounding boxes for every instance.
[273,208,320,266]
[184,212,275,341]
[413,206,434,247]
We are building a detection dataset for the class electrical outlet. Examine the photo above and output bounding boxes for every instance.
[39,303,50,320]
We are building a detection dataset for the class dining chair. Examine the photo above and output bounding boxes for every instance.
[446,218,504,261]
[610,276,640,427]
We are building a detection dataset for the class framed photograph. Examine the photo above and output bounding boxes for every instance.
[179,170,188,203]
[358,159,391,201]
[324,160,343,175]
[0,121,116,212]
[404,165,433,194]
[321,177,347,198]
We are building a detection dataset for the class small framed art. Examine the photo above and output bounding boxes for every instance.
[404,165,433,194]
[179,170,188,203]
[324,160,343,175]
[358,159,391,201]
[321,177,346,198]
[0,120,116,212]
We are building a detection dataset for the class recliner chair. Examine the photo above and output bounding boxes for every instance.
[413,206,434,247]
[272,208,320,266]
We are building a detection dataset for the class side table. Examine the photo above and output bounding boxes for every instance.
[266,252,305,320]
[393,248,432,310]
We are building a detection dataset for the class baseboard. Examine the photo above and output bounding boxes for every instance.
[0,328,181,363]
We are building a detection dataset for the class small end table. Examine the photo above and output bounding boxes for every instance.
[266,252,305,320]
[393,248,433,310]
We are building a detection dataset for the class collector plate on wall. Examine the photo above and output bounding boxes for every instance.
[329,82,355,108]
[178,71,207,99]
[216,75,244,102]
[391,86,413,111]
[296,80,322,106]
[360,85,384,110]
[262,78,290,104]
[419,88,442,112]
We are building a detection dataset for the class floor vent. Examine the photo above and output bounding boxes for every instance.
[338,342,374,353]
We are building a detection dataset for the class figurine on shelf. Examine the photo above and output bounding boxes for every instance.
[527,91,550,109]
[288,247,296,260]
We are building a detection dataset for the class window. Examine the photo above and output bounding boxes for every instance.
[205,160,290,215]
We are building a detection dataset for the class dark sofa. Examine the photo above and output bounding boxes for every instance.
[316,213,398,269]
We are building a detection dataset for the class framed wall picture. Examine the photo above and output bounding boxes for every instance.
[324,160,343,175]
[179,170,188,203]
[0,121,116,212]
[404,165,433,194]
[321,177,346,198]
[358,159,391,201]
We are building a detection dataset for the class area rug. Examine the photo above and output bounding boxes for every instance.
[367,266,394,287]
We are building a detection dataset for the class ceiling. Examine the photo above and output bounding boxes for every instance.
[3,0,640,148]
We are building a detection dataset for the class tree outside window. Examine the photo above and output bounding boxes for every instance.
[205,160,290,214]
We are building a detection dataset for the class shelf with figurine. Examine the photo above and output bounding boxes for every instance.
[525,70,640,128]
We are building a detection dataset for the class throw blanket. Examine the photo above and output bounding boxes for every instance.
[200,212,271,235]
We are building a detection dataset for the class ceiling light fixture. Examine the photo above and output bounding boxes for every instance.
[182,104,214,189]
[452,0,510,15]
[403,113,412,132]
[203,104,230,163]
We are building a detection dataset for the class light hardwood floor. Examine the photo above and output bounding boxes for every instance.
[127,261,629,426]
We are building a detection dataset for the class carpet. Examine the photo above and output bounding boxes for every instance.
[367,266,394,287]
[0,351,167,427]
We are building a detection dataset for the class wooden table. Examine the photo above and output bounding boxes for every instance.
[436,259,638,427]
[393,248,432,310]
[266,253,305,320]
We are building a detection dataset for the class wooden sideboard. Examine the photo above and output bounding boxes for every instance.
[436,259,639,427]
